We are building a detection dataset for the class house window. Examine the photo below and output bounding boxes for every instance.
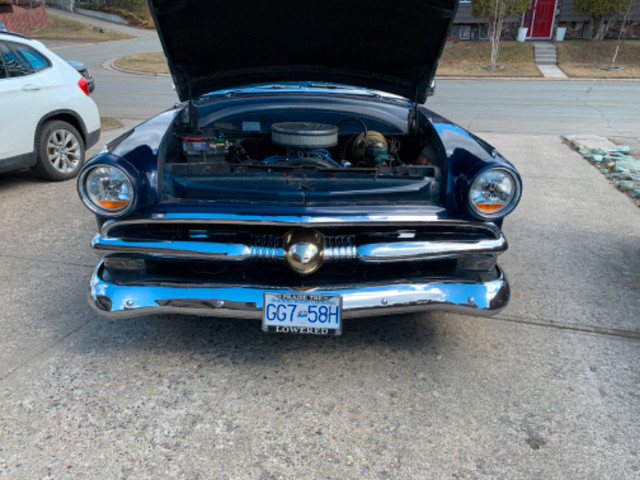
[452,25,471,40]
[478,24,489,40]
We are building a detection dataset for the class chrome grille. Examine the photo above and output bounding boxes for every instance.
[249,235,282,262]
[247,234,357,262]
[96,218,506,264]
[325,235,357,261]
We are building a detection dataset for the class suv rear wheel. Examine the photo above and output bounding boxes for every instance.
[32,120,85,181]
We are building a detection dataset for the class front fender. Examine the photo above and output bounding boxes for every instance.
[427,112,519,216]
[82,110,180,219]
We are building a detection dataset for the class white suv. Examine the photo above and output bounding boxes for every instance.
[0,31,100,180]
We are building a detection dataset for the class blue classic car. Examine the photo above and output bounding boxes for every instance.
[77,0,521,335]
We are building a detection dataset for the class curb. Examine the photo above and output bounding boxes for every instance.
[435,75,640,82]
[103,58,640,83]
[103,58,171,77]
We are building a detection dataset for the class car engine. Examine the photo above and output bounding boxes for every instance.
[177,117,419,170]
[161,112,442,204]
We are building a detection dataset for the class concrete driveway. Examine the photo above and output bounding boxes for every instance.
[0,127,639,478]
[1,9,639,477]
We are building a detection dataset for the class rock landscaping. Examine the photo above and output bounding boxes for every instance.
[564,134,640,206]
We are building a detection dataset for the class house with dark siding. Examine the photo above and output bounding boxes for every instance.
[453,0,640,41]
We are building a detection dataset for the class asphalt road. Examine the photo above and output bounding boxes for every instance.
[1,14,639,479]
[429,79,640,136]
[51,37,176,120]
[44,26,640,135]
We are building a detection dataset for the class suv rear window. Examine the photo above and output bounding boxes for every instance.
[0,46,6,79]
[13,43,49,71]
[0,42,26,77]
[0,40,49,77]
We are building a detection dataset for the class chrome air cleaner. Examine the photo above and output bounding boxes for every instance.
[271,122,338,149]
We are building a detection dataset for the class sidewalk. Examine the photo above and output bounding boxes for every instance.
[532,42,568,79]
[45,6,156,40]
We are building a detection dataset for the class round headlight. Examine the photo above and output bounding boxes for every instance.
[80,165,135,216]
[468,168,520,219]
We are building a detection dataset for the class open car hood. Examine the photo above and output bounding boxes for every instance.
[147,0,458,104]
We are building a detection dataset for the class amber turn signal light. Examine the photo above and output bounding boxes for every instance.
[79,164,135,217]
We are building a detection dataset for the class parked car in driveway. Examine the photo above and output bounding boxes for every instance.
[77,0,522,335]
[0,31,100,180]
[66,60,95,93]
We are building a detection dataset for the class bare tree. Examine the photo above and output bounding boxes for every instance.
[472,0,531,69]
[607,0,635,69]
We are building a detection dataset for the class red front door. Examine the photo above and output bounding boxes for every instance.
[522,0,557,39]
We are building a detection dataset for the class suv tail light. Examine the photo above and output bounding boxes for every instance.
[78,77,90,96]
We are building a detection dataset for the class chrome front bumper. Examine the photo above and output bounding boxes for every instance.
[89,262,510,319]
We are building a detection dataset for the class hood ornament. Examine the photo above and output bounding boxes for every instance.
[283,229,325,275]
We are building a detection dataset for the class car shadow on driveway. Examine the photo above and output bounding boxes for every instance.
[66,311,441,364]
[0,169,49,190]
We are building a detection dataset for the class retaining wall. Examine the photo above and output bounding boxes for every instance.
[75,7,127,25]
[0,1,47,34]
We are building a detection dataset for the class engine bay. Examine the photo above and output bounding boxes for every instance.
[180,119,423,170]
[160,105,444,205]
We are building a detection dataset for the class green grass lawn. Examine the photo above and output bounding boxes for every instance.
[115,43,541,78]
[112,39,640,79]
[113,51,169,75]
[437,41,541,77]
[101,116,124,131]
[31,15,132,42]
[555,40,640,78]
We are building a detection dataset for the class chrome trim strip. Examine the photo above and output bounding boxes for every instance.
[101,212,501,238]
[89,263,510,319]
[92,233,507,263]
[357,236,507,262]
[249,244,285,261]
[92,235,254,260]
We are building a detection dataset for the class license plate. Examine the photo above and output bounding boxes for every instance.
[262,293,342,335]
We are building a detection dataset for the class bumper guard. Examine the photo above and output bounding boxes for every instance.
[89,262,510,319]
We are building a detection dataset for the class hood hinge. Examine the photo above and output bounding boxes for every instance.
[409,103,419,137]
[188,98,200,134]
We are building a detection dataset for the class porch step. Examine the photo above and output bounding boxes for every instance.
[532,42,558,65]
[531,42,568,79]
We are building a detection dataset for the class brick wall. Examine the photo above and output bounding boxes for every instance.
[0,1,48,34]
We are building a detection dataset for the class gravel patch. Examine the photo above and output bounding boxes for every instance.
[564,134,640,206]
